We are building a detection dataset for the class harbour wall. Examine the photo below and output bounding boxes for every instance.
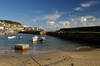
[47,26,100,45]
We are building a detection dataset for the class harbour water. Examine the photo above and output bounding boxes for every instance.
[0,34,86,55]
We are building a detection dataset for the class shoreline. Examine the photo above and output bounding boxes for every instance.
[0,45,95,56]
[0,49,99,66]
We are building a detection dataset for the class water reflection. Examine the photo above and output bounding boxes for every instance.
[14,50,29,55]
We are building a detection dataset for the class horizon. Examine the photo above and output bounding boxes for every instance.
[0,0,100,31]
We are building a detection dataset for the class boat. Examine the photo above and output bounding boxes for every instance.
[16,35,23,39]
[39,37,46,42]
[8,36,16,39]
[32,36,39,42]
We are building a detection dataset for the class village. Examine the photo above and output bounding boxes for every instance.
[0,20,43,34]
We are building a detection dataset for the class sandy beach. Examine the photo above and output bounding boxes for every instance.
[0,48,100,66]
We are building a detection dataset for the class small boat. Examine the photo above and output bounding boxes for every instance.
[8,36,16,39]
[16,35,23,39]
[39,37,46,42]
[32,36,39,42]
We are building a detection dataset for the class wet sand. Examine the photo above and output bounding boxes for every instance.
[0,48,100,66]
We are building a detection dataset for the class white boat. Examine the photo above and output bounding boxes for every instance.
[8,36,16,39]
[32,36,39,42]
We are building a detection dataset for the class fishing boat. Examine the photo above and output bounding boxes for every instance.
[32,35,39,42]
[8,36,16,39]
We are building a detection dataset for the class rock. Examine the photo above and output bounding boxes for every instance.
[76,46,92,51]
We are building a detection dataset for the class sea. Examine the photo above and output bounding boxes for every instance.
[0,34,88,55]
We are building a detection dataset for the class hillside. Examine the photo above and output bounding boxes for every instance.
[0,20,21,25]
[0,20,44,34]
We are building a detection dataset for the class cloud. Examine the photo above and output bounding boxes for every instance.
[74,7,83,11]
[95,19,100,26]
[32,11,61,22]
[45,20,71,31]
[33,15,100,31]
[81,3,91,7]
[32,18,38,23]
[70,16,97,27]
[80,16,96,22]
[32,10,100,31]
[58,21,70,28]
[42,11,61,21]
[47,21,55,25]
[80,1,97,7]
[74,1,98,11]
[32,11,63,31]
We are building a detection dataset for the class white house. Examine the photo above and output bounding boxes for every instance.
[0,27,4,30]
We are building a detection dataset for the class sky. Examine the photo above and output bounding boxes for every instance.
[0,0,100,31]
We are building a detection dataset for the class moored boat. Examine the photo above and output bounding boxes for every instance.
[32,35,39,42]
[39,37,46,42]
[8,36,16,39]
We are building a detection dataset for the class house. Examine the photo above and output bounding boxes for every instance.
[0,27,4,30]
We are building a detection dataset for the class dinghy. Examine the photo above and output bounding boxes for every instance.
[8,36,16,39]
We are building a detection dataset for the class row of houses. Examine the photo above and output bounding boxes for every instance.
[0,21,44,34]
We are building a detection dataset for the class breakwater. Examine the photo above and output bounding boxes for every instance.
[47,26,100,45]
